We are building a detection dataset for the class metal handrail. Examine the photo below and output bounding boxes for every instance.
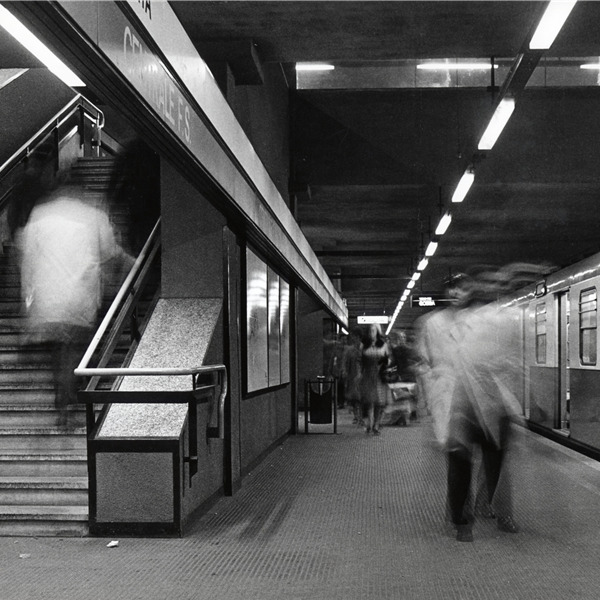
[0,93,105,177]
[75,218,227,439]
[76,218,161,373]
[75,364,228,441]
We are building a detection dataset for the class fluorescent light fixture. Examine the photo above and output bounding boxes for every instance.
[0,6,85,87]
[452,169,475,203]
[295,63,335,71]
[401,291,409,301]
[478,98,515,150]
[407,280,416,290]
[425,241,438,257]
[529,0,577,50]
[417,62,498,71]
[435,212,452,236]
[417,258,429,271]
[581,63,600,69]
[411,271,421,282]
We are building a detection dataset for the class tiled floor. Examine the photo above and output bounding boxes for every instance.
[2,412,600,599]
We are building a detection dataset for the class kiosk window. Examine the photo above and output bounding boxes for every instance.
[579,288,597,365]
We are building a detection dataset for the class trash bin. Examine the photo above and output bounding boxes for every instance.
[304,377,337,433]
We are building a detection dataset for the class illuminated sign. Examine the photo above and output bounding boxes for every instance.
[410,294,454,308]
[357,315,390,324]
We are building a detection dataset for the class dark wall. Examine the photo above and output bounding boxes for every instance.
[226,64,291,205]
[297,289,328,407]
[0,68,77,167]
[241,386,293,472]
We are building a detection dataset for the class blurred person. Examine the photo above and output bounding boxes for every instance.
[389,330,419,423]
[417,271,523,542]
[416,274,471,447]
[328,333,347,409]
[342,327,363,425]
[19,159,133,427]
[359,323,392,435]
[107,137,160,254]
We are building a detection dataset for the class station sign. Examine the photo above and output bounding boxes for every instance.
[410,294,454,308]
[357,315,390,324]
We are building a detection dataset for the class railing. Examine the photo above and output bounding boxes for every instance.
[0,94,106,240]
[0,93,105,180]
[77,218,162,393]
[74,365,228,441]
[74,217,227,448]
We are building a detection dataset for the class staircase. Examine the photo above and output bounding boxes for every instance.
[0,157,142,536]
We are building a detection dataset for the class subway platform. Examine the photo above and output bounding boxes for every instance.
[1,411,600,600]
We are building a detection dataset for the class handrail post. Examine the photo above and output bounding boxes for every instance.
[78,105,85,150]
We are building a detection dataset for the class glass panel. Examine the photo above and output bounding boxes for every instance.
[581,329,597,365]
[246,248,268,392]
[280,280,290,384]
[581,311,597,329]
[536,334,546,364]
[267,268,281,387]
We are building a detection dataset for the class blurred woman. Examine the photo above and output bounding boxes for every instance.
[359,323,391,435]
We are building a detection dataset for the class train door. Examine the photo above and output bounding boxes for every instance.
[557,291,570,433]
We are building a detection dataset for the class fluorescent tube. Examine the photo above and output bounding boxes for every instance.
[529,0,577,50]
[478,98,515,150]
[452,170,474,203]
[417,258,429,271]
[417,62,498,71]
[407,280,416,290]
[435,212,452,235]
[425,241,438,257]
[295,63,335,71]
[411,272,421,282]
[0,6,85,87]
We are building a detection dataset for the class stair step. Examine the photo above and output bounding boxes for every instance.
[0,505,88,536]
[0,477,88,505]
[0,347,51,364]
[0,384,56,401]
[0,427,86,450]
[0,450,87,477]
[0,405,87,426]
[0,365,53,384]
[0,304,23,316]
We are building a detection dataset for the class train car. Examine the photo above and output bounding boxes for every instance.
[505,253,600,458]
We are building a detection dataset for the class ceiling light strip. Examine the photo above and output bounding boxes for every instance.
[295,63,335,71]
[478,97,515,150]
[0,6,85,87]
[416,62,498,71]
[435,212,452,235]
[529,0,577,50]
[451,169,474,203]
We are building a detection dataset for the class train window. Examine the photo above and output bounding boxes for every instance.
[535,303,547,364]
[579,288,597,365]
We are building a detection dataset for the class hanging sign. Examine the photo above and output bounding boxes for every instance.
[357,315,390,324]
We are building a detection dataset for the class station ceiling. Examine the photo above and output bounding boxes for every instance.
[5,1,600,328]
[169,1,600,327]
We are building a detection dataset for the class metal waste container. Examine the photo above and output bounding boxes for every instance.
[304,377,337,433]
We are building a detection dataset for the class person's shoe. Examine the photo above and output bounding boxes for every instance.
[476,500,496,519]
[365,426,372,434]
[456,523,473,542]
[497,516,519,533]
[373,428,381,436]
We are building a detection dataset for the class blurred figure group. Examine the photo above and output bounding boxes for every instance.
[327,323,419,435]
[416,269,525,542]
[12,150,133,426]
